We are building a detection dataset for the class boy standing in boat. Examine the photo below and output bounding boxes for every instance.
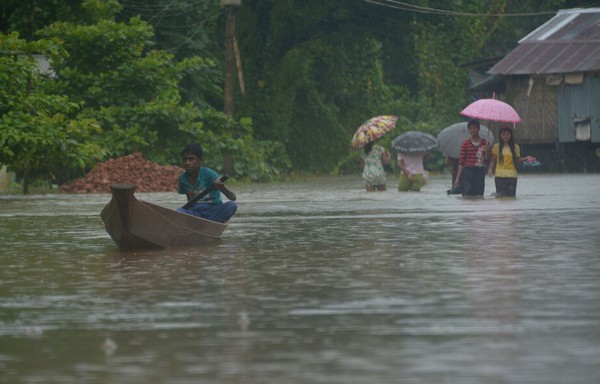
[176,143,237,223]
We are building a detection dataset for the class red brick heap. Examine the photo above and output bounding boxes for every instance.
[61,152,183,193]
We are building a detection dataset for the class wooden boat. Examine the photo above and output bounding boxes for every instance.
[100,184,227,249]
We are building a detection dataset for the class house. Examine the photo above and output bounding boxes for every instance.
[471,8,600,147]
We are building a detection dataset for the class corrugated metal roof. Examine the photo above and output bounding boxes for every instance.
[489,8,600,75]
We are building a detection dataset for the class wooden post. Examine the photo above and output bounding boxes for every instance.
[224,6,235,117]
[221,0,241,175]
[233,37,245,94]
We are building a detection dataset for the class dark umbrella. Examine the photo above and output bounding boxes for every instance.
[391,131,439,154]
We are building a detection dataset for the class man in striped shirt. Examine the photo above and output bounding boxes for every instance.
[453,119,491,196]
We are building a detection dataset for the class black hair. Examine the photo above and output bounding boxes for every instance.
[181,143,203,158]
[364,141,374,155]
[467,118,480,129]
[498,126,517,165]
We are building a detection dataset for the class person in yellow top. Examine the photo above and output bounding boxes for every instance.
[487,126,533,197]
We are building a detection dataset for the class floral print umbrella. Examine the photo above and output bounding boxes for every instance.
[351,115,398,149]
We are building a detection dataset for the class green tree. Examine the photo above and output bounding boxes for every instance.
[37,1,192,158]
[0,32,104,193]
[117,0,225,108]
[37,0,287,180]
[5,0,592,179]
[235,1,410,172]
[0,0,86,40]
[408,0,580,129]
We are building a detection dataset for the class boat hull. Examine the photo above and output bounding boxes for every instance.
[100,184,227,249]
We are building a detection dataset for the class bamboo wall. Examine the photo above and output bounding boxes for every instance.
[505,76,559,144]
[503,74,600,144]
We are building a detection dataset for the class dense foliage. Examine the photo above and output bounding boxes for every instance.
[1,0,597,192]
[1,0,287,192]
[0,32,104,193]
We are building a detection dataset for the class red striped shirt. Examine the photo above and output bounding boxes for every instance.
[458,138,489,167]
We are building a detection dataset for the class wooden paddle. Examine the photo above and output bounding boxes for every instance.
[181,175,229,210]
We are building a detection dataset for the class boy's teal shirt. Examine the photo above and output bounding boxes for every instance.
[177,166,222,204]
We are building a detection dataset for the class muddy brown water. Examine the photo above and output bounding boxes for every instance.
[1,174,600,384]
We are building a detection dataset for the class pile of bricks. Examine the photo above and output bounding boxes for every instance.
[60,153,183,193]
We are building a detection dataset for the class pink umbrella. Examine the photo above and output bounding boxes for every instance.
[460,96,521,126]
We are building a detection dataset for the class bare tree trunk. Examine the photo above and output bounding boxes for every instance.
[23,160,30,195]
[28,0,36,41]
[223,6,236,175]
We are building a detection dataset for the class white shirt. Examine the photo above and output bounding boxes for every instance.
[397,152,426,175]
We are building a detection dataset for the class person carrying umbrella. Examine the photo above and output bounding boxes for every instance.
[360,140,391,192]
[487,126,535,197]
[352,115,396,192]
[437,122,494,195]
[391,131,438,192]
[396,151,430,192]
[454,119,491,197]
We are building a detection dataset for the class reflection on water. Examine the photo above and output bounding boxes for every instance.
[1,175,600,383]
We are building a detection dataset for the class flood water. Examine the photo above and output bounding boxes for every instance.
[1,174,600,384]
